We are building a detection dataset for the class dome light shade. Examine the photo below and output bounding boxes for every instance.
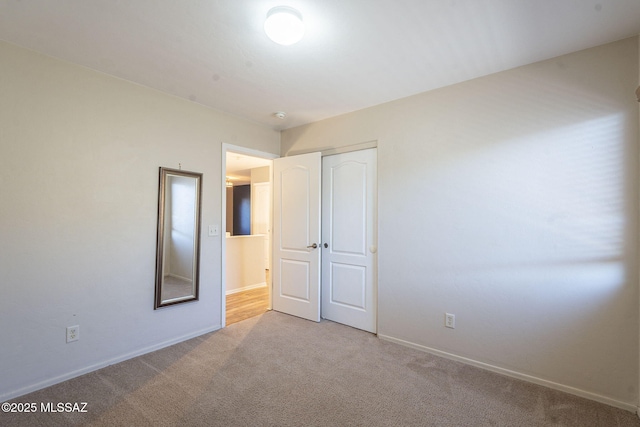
[264,6,305,45]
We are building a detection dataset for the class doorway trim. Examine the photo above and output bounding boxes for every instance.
[221,143,278,328]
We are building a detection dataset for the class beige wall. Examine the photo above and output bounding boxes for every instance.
[0,41,279,400]
[282,37,639,409]
[251,166,270,183]
[225,235,266,293]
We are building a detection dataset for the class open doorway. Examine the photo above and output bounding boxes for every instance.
[222,146,276,326]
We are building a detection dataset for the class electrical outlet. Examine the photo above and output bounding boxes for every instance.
[445,313,455,329]
[66,325,79,343]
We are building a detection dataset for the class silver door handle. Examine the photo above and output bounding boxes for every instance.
[307,243,318,249]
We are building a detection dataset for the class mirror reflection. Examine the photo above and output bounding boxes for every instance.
[155,167,202,309]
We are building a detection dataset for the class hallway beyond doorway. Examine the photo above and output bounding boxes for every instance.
[226,274,269,325]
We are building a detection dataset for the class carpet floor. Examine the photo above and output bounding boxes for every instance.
[2,311,639,426]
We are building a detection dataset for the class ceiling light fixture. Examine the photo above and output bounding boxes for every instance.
[264,6,305,45]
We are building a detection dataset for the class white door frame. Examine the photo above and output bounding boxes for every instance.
[221,143,278,328]
[221,141,378,329]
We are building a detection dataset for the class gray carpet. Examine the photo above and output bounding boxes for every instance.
[2,311,639,426]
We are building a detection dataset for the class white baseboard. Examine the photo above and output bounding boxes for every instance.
[1,324,221,403]
[225,282,267,295]
[378,333,637,413]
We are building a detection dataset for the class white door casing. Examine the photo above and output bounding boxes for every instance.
[272,152,322,322]
[321,149,377,333]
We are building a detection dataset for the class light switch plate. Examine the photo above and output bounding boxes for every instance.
[208,225,219,236]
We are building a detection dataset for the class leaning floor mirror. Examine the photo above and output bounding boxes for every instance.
[154,167,203,309]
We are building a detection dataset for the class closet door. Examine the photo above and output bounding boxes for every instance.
[321,149,377,333]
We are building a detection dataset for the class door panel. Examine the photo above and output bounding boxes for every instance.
[272,152,321,322]
[321,149,377,332]
[280,260,310,300]
[331,161,367,255]
[330,263,366,309]
[280,167,310,248]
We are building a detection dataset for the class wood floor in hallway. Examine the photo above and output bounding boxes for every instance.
[226,285,270,326]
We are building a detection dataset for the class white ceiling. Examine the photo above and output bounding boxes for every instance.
[0,1,639,131]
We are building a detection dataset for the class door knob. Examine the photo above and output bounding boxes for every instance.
[307,243,318,249]
[323,243,328,248]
